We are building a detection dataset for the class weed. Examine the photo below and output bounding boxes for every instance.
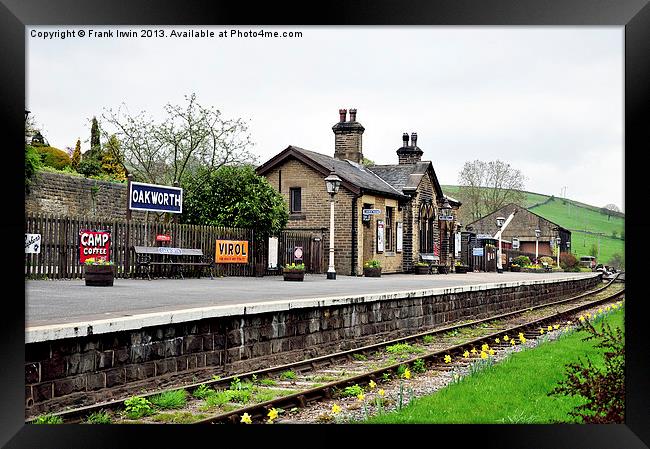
[259,378,277,386]
[353,353,368,361]
[211,374,222,381]
[412,358,426,373]
[123,396,155,419]
[422,335,434,344]
[192,384,214,399]
[85,410,112,424]
[381,372,391,382]
[386,343,423,356]
[279,370,297,381]
[396,364,408,377]
[150,412,207,424]
[32,414,63,424]
[341,384,364,398]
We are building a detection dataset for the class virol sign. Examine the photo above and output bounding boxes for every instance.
[215,240,249,264]
[79,230,111,263]
[129,181,183,214]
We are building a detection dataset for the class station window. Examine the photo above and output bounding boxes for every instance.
[289,188,302,213]
[386,206,394,251]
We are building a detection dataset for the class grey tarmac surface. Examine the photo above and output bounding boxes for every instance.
[25,271,597,327]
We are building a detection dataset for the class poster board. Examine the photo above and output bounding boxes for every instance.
[396,222,403,253]
[377,220,384,253]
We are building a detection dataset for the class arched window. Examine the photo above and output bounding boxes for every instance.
[419,203,434,253]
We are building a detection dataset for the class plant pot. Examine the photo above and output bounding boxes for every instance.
[283,270,305,281]
[455,265,468,274]
[415,265,430,274]
[363,267,382,277]
[437,265,450,274]
[84,265,115,286]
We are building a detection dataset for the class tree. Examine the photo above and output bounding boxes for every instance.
[362,157,375,166]
[603,203,620,212]
[102,93,256,186]
[589,243,599,258]
[607,253,624,270]
[100,135,126,181]
[457,159,526,221]
[71,139,81,170]
[181,165,288,237]
[87,116,102,159]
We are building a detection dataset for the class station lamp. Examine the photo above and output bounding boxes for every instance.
[556,236,561,267]
[534,229,541,263]
[495,217,506,273]
[325,171,342,280]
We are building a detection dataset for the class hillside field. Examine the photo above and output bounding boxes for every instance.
[441,185,625,266]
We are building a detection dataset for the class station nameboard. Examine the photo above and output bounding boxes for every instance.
[362,209,381,215]
[129,181,183,214]
[215,240,249,264]
[439,215,454,221]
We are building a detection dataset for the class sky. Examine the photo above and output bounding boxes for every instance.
[26,26,624,211]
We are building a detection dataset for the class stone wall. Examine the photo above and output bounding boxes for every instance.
[25,275,600,417]
[25,171,146,221]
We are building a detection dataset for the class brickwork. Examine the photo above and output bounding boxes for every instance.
[25,276,600,417]
[356,195,404,274]
[25,171,146,221]
[264,159,356,275]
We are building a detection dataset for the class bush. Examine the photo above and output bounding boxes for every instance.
[512,255,531,267]
[549,316,625,423]
[539,256,554,266]
[25,145,42,193]
[35,145,71,170]
[560,252,579,271]
[607,253,624,270]
[77,157,103,177]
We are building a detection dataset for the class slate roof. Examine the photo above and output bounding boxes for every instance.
[369,161,445,199]
[256,146,409,200]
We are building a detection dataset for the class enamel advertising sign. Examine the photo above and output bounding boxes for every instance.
[79,230,111,263]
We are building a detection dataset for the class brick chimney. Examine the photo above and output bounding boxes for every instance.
[333,108,364,163]
[396,131,423,165]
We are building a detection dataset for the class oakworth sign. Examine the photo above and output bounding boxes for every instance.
[129,181,183,214]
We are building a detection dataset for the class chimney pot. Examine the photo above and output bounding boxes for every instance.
[338,109,347,122]
[349,109,357,122]
[402,133,409,146]
[411,132,418,147]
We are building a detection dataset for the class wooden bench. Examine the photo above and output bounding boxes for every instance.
[419,253,448,274]
[134,246,215,280]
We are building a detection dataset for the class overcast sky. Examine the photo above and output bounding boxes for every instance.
[26,26,624,211]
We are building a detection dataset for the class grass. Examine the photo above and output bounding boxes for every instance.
[364,307,624,424]
[385,343,424,356]
[32,414,64,424]
[84,410,112,424]
[149,411,208,424]
[149,389,188,410]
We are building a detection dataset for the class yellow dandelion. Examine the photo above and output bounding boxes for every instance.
[378,389,385,397]
[547,325,553,331]
[463,350,470,358]
[480,351,488,359]
[586,313,591,318]
[240,413,252,424]
[357,393,365,401]
[481,344,489,352]
[402,368,411,380]
[510,339,516,346]
[503,335,509,341]
[470,348,478,354]
[495,338,500,344]
[540,328,545,334]
[598,308,603,314]
[444,354,452,363]
[368,380,377,390]
[489,349,495,356]
[579,315,585,322]
[519,335,527,343]
[267,408,279,421]
[554,324,560,330]
[331,404,342,414]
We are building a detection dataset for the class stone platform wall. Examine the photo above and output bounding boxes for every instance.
[25,275,600,417]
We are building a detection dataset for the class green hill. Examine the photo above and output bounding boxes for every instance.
[442,185,625,267]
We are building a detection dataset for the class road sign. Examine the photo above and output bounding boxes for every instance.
[362,209,381,215]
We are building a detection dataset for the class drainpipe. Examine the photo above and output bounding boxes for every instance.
[351,194,359,276]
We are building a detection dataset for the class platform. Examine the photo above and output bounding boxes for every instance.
[25,272,599,342]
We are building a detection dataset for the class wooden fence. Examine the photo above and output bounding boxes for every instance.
[258,230,324,275]
[25,213,255,279]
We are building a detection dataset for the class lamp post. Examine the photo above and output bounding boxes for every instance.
[325,171,342,280]
[556,236,561,268]
[496,216,506,273]
[440,199,452,269]
[534,229,541,263]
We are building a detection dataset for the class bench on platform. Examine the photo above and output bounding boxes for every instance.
[134,246,215,280]
[419,253,448,274]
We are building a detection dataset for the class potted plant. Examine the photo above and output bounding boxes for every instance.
[454,261,469,274]
[84,258,115,286]
[363,259,382,277]
[510,263,521,272]
[414,262,430,275]
[283,262,305,281]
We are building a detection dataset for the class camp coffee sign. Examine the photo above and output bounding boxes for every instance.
[79,230,111,264]
[129,181,183,214]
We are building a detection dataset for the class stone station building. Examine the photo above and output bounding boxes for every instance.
[257,109,461,275]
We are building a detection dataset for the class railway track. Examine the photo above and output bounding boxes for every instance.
[28,275,624,424]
